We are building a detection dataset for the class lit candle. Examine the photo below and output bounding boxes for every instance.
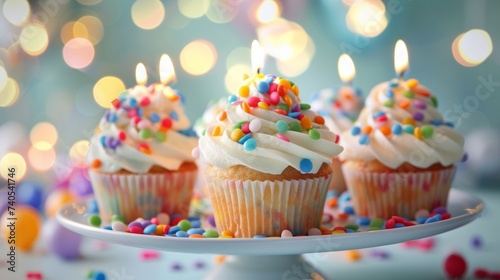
[251,40,265,74]
[338,53,356,86]
[160,54,176,85]
[136,63,147,85]
[394,39,409,79]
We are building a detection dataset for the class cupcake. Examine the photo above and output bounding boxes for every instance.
[197,74,343,237]
[86,77,198,222]
[311,85,363,194]
[339,77,464,220]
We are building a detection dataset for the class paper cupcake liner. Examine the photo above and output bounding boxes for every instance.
[342,165,456,220]
[329,157,346,194]
[88,170,197,222]
[204,175,332,238]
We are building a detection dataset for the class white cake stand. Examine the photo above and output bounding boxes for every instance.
[57,189,483,280]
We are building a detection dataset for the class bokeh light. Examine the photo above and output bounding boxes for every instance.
[0,153,27,180]
[61,21,77,44]
[205,0,238,24]
[77,16,104,45]
[30,122,58,151]
[452,29,493,67]
[178,0,209,19]
[346,0,387,38]
[180,40,217,75]
[19,23,49,56]
[257,19,309,60]
[73,21,89,39]
[2,0,30,26]
[256,0,280,24]
[69,140,90,167]
[28,146,56,172]
[63,38,95,69]
[93,76,126,108]
[0,77,20,107]
[225,64,252,94]
[131,0,165,30]
[276,38,315,77]
[226,47,250,70]
[0,65,7,91]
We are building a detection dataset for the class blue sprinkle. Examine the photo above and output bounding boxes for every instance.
[190,220,201,228]
[403,125,415,134]
[424,216,440,224]
[187,228,205,235]
[244,138,257,151]
[228,95,238,103]
[86,199,99,214]
[392,124,402,135]
[168,226,181,234]
[299,158,313,173]
[445,122,454,127]
[264,76,275,84]
[187,216,201,221]
[358,133,370,145]
[107,113,118,123]
[103,226,112,231]
[169,111,179,121]
[99,135,107,147]
[143,224,157,235]
[129,98,138,108]
[430,120,443,126]
[386,89,394,98]
[173,89,185,103]
[238,133,252,144]
[179,128,197,137]
[253,235,267,238]
[92,271,106,280]
[357,217,371,226]
[149,113,160,123]
[176,231,189,238]
[351,126,361,136]
[338,191,351,202]
[389,80,399,87]
[355,88,363,96]
[416,216,427,224]
[288,112,300,118]
[257,81,270,93]
[373,111,385,118]
[343,206,355,215]
[346,229,355,233]
[137,107,143,117]
[395,223,405,228]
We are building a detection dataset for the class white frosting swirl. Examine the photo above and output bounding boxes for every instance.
[86,84,198,173]
[198,75,343,174]
[310,86,364,133]
[339,80,464,169]
[194,97,227,137]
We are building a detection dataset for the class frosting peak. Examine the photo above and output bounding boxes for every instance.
[198,74,343,175]
[339,78,464,169]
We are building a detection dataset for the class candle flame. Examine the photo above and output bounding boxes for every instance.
[160,54,176,85]
[251,40,265,74]
[135,63,147,85]
[338,54,356,83]
[394,39,409,76]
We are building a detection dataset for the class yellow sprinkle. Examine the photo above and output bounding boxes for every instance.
[239,85,250,97]
[219,235,233,238]
[414,126,423,140]
[257,73,265,78]
[241,102,251,113]
[283,95,292,107]
[332,230,346,235]
[212,125,221,136]
[242,73,249,80]
[214,255,226,264]
[406,78,419,89]
[291,84,299,96]
[345,250,362,261]
[155,225,165,235]
[230,129,245,142]
[257,101,269,110]
[221,230,234,237]
[403,117,415,126]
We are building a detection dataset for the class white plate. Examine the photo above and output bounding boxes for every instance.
[57,188,483,256]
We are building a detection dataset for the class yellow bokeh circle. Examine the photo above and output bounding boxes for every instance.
[93,76,126,108]
[180,40,217,76]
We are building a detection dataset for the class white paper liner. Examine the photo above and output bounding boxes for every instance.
[342,165,456,219]
[88,170,197,222]
[204,175,332,238]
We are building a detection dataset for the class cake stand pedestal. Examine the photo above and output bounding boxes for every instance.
[57,189,483,280]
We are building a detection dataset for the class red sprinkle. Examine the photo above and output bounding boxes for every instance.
[333,226,346,232]
[474,268,490,278]
[170,216,183,226]
[241,123,251,134]
[335,134,340,144]
[385,219,395,229]
[150,217,159,225]
[162,225,171,234]
[247,96,260,107]
[490,272,500,280]
[268,82,278,94]
[129,226,144,234]
[270,92,280,105]
[275,109,287,115]
[391,216,405,224]
[140,97,151,106]
[111,99,121,109]
[162,118,173,129]
[131,116,141,125]
[443,253,467,279]
[26,272,43,280]
[375,115,388,123]
[118,131,126,141]
[441,213,451,220]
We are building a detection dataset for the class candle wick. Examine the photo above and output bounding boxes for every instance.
[257,68,260,74]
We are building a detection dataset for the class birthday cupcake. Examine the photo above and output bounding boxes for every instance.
[198,74,343,237]
[339,78,464,220]
[311,86,363,194]
[86,69,198,222]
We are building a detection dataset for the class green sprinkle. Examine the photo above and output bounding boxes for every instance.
[203,229,219,238]
[431,96,438,107]
[276,120,288,133]
[88,214,102,227]
[309,128,320,140]
[369,218,385,229]
[177,219,191,232]
[202,128,206,136]
[277,103,289,112]
[421,125,434,139]
[368,227,381,231]
[383,100,394,107]
[233,121,246,129]
[289,81,295,86]
[403,91,414,99]
[289,122,302,132]
[139,128,151,139]
[403,125,415,134]
[345,224,359,231]
[155,131,166,142]
[300,103,311,110]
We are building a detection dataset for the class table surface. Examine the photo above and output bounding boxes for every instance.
[1,185,498,280]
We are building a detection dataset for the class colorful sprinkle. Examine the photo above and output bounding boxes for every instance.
[406,78,419,89]
[362,126,372,134]
[276,103,289,112]
[249,119,262,132]
[383,100,394,107]
[230,129,245,142]
[169,111,179,121]
[228,94,238,103]
[129,98,138,107]
[413,111,424,121]
[257,81,269,93]
[403,125,415,134]
[358,134,370,145]
[403,91,414,99]
[399,100,411,109]
[276,120,288,133]
[243,138,257,151]
[211,126,221,136]
[392,124,402,135]
[217,111,227,121]
[155,131,166,142]
[239,85,250,97]
[402,117,415,126]
[443,253,467,279]
[414,127,423,140]
[351,126,361,136]
[421,125,434,139]
[139,128,152,139]
[88,214,102,227]
[314,115,325,125]
[413,99,427,109]
[91,159,101,168]
[300,116,312,130]
[247,96,260,107]
[241,102,251,113]
[309,129,320,140]
[300,103,311,110]
[276,134,290,142]
[431,95,438,107]
[289,122,302,132]
[379,126,391,136]
[270,91,280,104]
[300,158,313,173]
[385,89,394,98]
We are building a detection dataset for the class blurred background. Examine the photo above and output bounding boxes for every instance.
[1,0,500,188]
